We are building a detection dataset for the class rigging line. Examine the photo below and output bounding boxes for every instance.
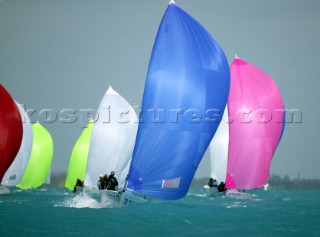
[119,179,126,185]
[128,53,150,104]
[112,124,125,172]
[111,113,136,174]
[117,123,137,166]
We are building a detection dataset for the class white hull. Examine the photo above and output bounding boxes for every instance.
[0,186,10,195]
[78,186,147,207]
[203,185,225,198]
[100,189,148,207]
[226,189,252,199]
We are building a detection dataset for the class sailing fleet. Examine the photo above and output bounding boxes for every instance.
[0,1,284,205]
[0,85,53,194]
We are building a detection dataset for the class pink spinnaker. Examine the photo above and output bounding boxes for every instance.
[225,58,284,190]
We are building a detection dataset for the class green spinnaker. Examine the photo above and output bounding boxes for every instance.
[17,122,53,189]
[64,121,93,190]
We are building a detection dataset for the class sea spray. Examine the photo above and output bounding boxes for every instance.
[55,192,115,209]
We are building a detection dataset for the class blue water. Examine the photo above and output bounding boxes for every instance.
[1,188,319,237]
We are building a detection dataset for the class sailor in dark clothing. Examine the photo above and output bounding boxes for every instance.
[73,178,84,192]
[208,178,218,188]
[107,171,118,190]
[97,174,108,190]
[104,173,108,180]
[217,181,227,192]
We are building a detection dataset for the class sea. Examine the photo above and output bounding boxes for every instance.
[0,188,319,237]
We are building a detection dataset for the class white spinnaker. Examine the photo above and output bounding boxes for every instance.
[84,86,138,189]
[209,106,229,183]
[1,102,33,186]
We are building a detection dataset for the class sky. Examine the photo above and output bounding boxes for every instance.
[1,0,319,179]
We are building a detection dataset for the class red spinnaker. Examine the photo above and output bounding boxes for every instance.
[0,84,23,182]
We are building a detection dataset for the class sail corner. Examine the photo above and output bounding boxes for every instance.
[106,85,118,95]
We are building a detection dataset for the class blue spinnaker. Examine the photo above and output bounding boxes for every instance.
[127,3,230,200]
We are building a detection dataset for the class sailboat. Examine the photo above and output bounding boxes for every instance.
[1,102,33,187]
[225,57,284,197]
[83,86,138,193]
[103,1,230,206]
[203,106,229,197]
[0,84,23,194]
[64,120,94,191]
[16,122,54,189]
